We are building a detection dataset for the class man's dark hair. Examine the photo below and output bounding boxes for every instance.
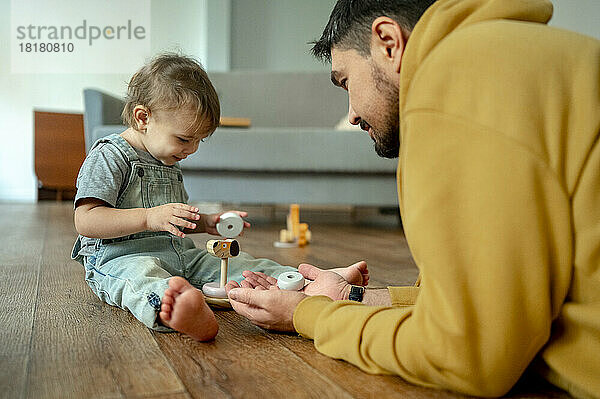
[311,0,437,63]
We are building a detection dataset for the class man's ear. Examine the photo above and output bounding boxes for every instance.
[133,105,150,132]
[371,16,405,73]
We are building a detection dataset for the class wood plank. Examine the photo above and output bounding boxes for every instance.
[25,204,187,399]
[143,394,191,399]
[0,354,28,399]
[153,310,354,399]
[0,204,48,265]
[0,204,48,399]
[0,265,40,356]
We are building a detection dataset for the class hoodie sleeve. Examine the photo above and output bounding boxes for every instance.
[293,112,572,397]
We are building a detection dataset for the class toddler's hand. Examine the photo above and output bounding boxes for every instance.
[145,203,200,238]
[204,210,251,236]
[239,271,278,290]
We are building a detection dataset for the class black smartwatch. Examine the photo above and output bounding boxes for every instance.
[348,285,365,302]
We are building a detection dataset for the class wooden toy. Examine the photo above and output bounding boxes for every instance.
[202,212,245,308]
[277,271,305,291]
[216,211,244,238]
[202,239,240,308]
[274,204,312,248]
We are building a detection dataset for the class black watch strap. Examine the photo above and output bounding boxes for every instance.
[348,285,365,302]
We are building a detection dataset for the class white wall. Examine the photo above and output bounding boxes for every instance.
[206,0,232,72]
[230,0,336,71]
[0,0,215,202]
[549,0,600,39]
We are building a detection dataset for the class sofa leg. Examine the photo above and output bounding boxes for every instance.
[350,206,357,222]
[378,207,403,228]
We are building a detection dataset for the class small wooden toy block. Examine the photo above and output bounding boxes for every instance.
[273,204,312,248]
[202,213,245,309]
[219,117,251,128]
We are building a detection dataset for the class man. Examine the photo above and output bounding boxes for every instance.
[226,0,600,397]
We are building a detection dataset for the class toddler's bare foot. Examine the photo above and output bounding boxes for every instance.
[330,260,369,286]
[159,276,218,341]
[299,261,369,286]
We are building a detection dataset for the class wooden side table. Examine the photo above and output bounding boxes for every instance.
[34,110,86,201]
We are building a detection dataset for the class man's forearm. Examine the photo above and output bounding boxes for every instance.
[362,288,392,306]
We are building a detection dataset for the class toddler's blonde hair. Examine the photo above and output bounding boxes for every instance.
[122,53,220,134]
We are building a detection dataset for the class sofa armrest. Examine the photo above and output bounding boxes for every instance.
[83,89,125,153]
[90,125,127,146]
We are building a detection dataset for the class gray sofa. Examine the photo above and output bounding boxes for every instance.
[83,71,398,207]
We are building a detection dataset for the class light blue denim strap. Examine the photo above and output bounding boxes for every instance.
[102,133,140,162]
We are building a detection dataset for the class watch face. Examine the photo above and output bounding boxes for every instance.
[349,286,364,302]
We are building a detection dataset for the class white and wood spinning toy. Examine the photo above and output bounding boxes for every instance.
[202,212,244,308]
[202,212,308,308]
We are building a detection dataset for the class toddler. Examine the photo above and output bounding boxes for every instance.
[71,53,296,341]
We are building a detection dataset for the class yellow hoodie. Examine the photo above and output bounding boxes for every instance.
[293,0,600,397]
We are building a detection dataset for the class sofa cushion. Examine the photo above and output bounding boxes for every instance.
[180,127,397,173]
[91,125,397,174]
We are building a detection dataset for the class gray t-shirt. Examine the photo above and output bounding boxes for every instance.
[73,138,170,257]
[74,140,162,208]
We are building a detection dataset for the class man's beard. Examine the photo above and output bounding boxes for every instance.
[370,63,400,159]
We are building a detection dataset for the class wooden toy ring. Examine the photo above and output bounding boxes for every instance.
[277,271,305,291]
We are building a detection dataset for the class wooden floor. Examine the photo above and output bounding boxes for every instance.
[0,202,570,399]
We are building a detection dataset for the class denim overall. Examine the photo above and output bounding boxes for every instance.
[71,134,295,330]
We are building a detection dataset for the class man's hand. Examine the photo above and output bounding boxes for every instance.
[231,267,353,301]
[234,261,369,300]
[300,266,352,300]
[144,203,200,238]
[227,288,307,331]
[202,210,251,236]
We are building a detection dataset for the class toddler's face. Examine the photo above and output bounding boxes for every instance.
[141,108,211,166]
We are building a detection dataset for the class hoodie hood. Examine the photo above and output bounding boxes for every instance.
[399,0,554,103]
